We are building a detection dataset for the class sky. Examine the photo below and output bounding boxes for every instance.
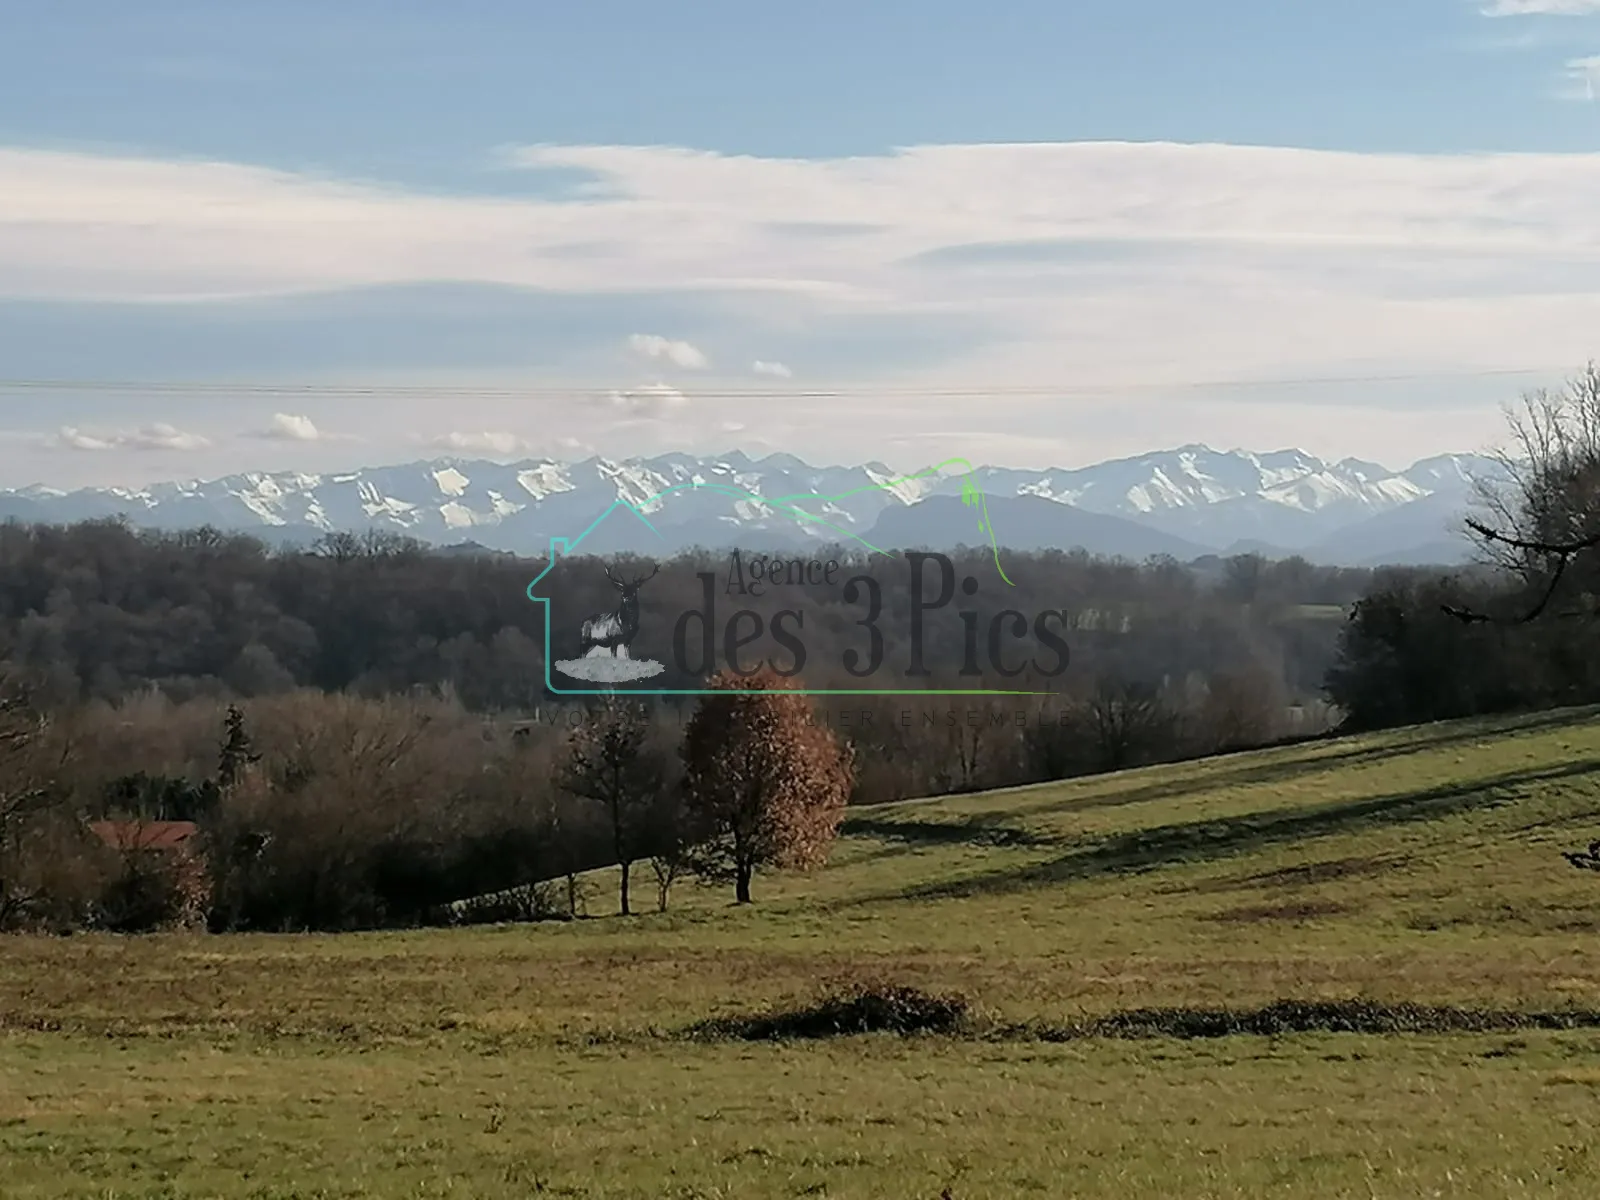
[4,0,1600,488]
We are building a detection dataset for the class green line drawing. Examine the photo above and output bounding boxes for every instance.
[550,456,1012,582]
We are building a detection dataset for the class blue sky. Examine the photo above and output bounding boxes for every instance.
[2,0,1600,486]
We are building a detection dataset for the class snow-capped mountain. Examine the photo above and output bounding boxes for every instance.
[0,445,1505,566]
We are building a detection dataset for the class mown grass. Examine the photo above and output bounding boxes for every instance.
[7,705,1600,1196]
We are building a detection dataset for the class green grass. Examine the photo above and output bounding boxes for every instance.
[8,705,1600,1196]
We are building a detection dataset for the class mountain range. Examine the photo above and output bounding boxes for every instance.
[0,445,1505,567]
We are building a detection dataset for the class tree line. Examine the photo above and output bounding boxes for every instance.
[0,509,1384,934]
[0,664,860,932]
[0,515,1370,714]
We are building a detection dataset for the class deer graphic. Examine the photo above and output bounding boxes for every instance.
[579,561,659,658]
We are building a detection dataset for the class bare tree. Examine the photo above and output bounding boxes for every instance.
[648,813,688,913]
[1447,363,1600,625]
[557,697,663,916]
[1076,677,1176,772]
[1196,662,1287,754]
[0,674,75,928]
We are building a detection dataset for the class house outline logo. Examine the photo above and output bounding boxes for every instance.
[525,464,1061,697]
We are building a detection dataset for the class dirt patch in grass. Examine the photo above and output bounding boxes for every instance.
[1207,899,1353,923]
[1244,856,1409,888]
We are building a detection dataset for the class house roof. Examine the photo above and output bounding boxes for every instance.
[525,498,665,599]
[89,820,201,853]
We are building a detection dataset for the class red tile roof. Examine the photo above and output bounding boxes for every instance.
[89,820,201,853]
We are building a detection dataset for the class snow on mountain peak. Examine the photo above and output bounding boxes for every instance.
[0,446,1499,563]
[432,467,470,497]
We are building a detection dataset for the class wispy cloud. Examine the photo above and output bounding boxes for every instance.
[601,383,688,419]
[752,359,793,378]
[50,423,210,452]
[1566,53,1600,98]
[1482,1,1600,15]
[1479,0,1600,99]
[428,430,532,455]
[627,333,708,369]
[8,140,1600,470]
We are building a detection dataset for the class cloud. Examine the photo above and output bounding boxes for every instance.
[428,430,532,455]
[242,412,361,442]
[601,383,688,419]
[50,423,210,452]
[248,412,323,441]
[51,427,117,452]
[627,333,708,369]
[751,359,793,378]
[10,140,1600,469]
[1482,1,1600,14]
[13,140,1600,311]
[1567,54,1600,99]
[1478,2,1600,101]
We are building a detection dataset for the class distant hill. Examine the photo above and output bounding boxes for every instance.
[864,493,1216,560]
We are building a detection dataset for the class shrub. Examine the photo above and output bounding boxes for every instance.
[447,880,567,925]
[690,979,973,1041]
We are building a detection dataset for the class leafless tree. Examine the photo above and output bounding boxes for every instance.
[1447,364,1600,625]
[0,674,76,928]
[1077,677,1176,772]
[558,697,664,916]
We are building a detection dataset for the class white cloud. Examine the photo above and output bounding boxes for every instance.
[1482,1,1600,14]
[242,412,360,442]
[627,333,709,369]
[602,383,688,419]
[11,140,1600,467]
[428,430,531,456]
[12,141,1600,312]
[251,412,322,441]
[52,427,118,452]
[50,423,210,452]
[751,360,793,378]
[130,424,210,451]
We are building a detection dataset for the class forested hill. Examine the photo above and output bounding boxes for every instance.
[0,518,1387,711]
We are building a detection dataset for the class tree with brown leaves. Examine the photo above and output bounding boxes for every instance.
[680,667,853,905]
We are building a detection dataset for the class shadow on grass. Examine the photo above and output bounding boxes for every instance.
[1016,706,1600,821]
[685,994,1600,1044]
[1165,853,1413,898]
[852,757,1600,905]
[1020,999,1600,1041]
[840,814,1056,850]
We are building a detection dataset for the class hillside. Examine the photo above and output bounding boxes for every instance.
[6,707,1600,1197]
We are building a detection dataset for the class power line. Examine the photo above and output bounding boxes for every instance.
[0,364,1571,400]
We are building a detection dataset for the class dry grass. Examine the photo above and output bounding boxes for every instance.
[7,705,1600,1195]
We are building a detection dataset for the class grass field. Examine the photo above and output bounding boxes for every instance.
[8,706,1600,1197]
